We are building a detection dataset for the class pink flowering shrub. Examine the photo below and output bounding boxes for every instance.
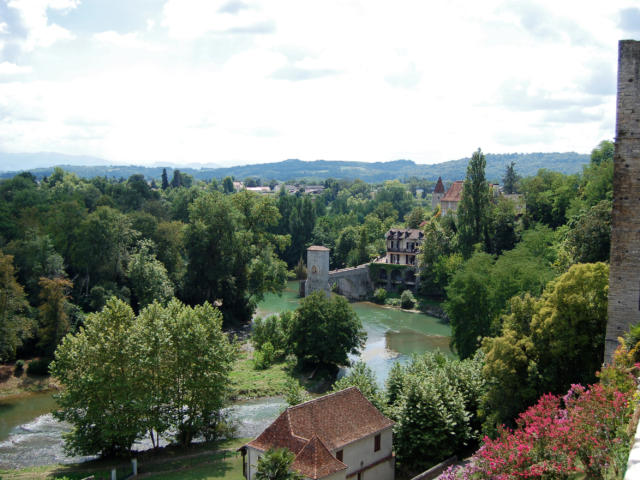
[440,381,634,479]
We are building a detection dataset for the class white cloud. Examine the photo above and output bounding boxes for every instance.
[7,0,78,51]
[0,61,33,75]
[161,0,273,39]
[92,31,150,50]
[0,22,8,34]
[1,0,635,165]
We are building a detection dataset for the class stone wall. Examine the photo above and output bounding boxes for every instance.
[329,265,373,301]
[606,40,640,363]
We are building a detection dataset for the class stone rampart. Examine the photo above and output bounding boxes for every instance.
[329,264,373,301]
[606,40,640,362]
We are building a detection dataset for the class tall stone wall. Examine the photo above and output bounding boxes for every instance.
[605,40,640,362]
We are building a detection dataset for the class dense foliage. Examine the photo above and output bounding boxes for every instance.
[51,298,236,456]
[289,291,366,369]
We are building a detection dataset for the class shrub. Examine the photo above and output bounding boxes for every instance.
[400,290,416,309]
[385,298,401,307]
[14,359,25,376]
[27,357,51,376]
[443,380,634,479]
[252,312,293,355]
[373,288,387,304]
[284,378,312,406]
[253,342,275,370]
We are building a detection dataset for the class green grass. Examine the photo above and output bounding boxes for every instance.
[229,350,294,399]
[0,438,250,480]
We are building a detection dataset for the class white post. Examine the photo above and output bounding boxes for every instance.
[132,458,138,476]
[111,468,117,480]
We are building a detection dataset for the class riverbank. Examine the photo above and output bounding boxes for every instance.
[0,437,250,480]
[0,361,59,400]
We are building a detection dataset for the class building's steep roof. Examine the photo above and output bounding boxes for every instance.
[386,229,424,241]
[247,411,308,453]
[441,181,464,203]
[434,176,445,194]
[246,388,394,479]
[286,387,393,451]
[291,435,347,479]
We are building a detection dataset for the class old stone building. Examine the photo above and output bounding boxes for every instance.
[606,40,640,362]
[384,228,423,266]
[439,181,464,215]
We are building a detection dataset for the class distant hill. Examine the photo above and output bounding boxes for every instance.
[0,152,590,183]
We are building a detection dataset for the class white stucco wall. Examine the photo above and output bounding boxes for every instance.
[245,428,394,480]
[336,427,394,480]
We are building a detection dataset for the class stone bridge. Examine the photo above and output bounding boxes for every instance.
[328,264,373,301]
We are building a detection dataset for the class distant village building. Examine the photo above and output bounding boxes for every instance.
[245,186,272,194]
[439,180,464,215]
[233,181,245,191]
[431,177,445,210]
[384,229,423,266]
[415,188,424,199]
[239,387,395,480]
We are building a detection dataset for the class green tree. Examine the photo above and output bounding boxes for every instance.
[457,149,491,256]
[51,298,144,456]
[0,251,31,362]
[590,139,614,166]
[160,299,237,445]
[502,161,520,194]
[72,206,137,293]
[489,196,519,255]
[161,168,169,190]
[331,362,385,411]
[565,200,611,264]
[445,252,495,359]
[255,448,303,480]
[289,291,366,369]
[406,206,425,229]
[37,276,73,358]
[391,351,486,473]
[223,176,234,194]
[126,240,174,310]
[481,262,609,429]
[184,191,288,323]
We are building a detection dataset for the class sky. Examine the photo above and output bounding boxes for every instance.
[0,1,639,167]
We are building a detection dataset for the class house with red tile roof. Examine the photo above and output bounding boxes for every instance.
[439,180,464,216]
[240,387,395,480]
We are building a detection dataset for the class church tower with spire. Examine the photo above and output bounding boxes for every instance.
[432,176,445,211]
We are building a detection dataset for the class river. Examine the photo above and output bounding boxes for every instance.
[0,282,450,469]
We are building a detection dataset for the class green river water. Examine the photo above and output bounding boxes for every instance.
[0,282,450,468]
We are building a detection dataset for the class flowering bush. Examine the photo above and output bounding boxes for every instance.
[440,380,635,479]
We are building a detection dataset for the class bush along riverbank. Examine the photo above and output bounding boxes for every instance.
[0,359,59,400]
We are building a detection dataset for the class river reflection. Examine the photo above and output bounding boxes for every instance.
[259,283,452,384]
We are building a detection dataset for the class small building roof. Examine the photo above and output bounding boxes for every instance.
[245,388,394,478]
[433,177,445,194]
[291,435,347,479]
[441,180,464,203]
[308,246,330,251]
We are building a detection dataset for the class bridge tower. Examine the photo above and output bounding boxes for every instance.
[605,40,640,362]
[305,246,330,297]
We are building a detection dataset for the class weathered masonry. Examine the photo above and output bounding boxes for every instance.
[605,40,640,363]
